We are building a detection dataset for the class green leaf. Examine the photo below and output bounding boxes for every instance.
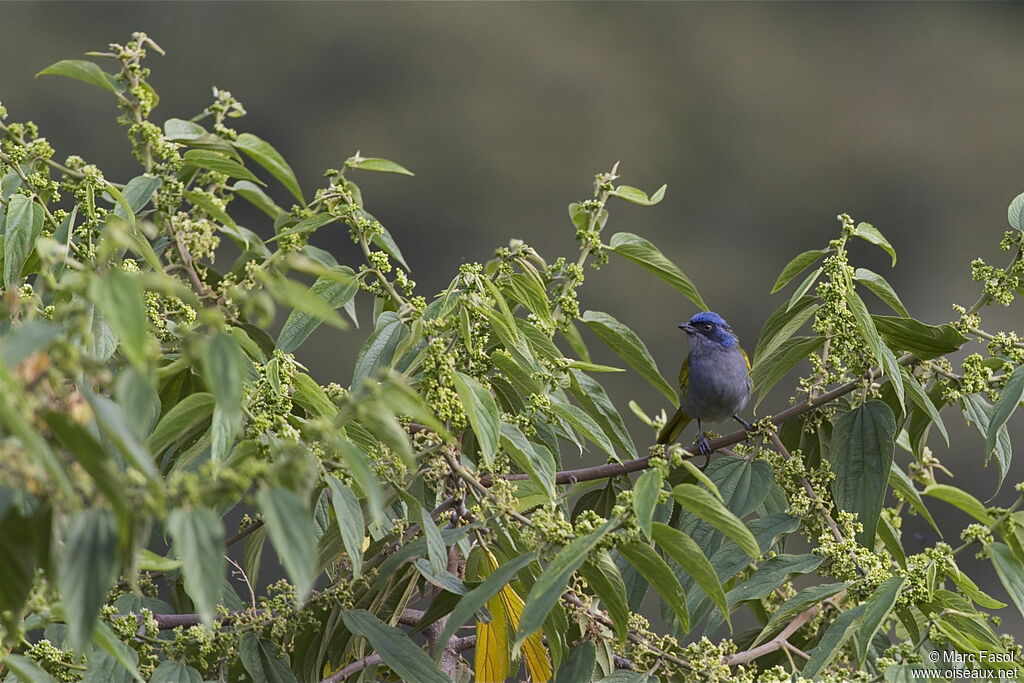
[329,437,385,529]
[515,522,614,653]
[500,423,555,500]
[452,371,501,466]
[829,400,896,546]
[262,276,349,331]
[60,509,119,649]
[725,554,821,608]
[352,312,407,387]
[136,548,180,572]
[582,310,677,407]
[257,487,317,602]
[786,266,822,311]
[345,155,415,176]
[989,542,1024,619]
[234,133,304,203]
[854,267,910,317]
[4,194,44,289]
[91,622,143,682]
[987,364,1024,456]
[200,332,245,462]
[888,465,940,534]
[88,269,148,370]
[608,232,706,309]
[435,551,537,656]
[771,249,828,293]
[269,213,339,242]
[872,315,968,360]
[752,582,846,646]
[568,370,637,458]
[146,392,215,454]
[923,484,995,525]
[901,368,949,446]
[671,484,760,558]
[149,661,203,683]
[853,221,897,266]
[2,653,59,683]
[325,476,365,577]
[962,393,1013,492]
[633,469,662,539]
[550,401,617,458]
[342,610,449,683]
[0,367,73,499]
[239,634,297,683]
[579,551,630,644]
[231,180,285,218]
[113,175,162,219]
[750,335,825,409]
[276,268,357,352]
[802,604,866,678]
[651,522,729,629]
[618,541,689,632]
[37,59,119,93]
[1008,192,1024,231]
[167,507,225,625]
[609,184,666,206]
[856,576,904,662]
[182,150,263,184]
[753,294,818,366]
[552,640,596,682]
[83,388,157,480]
[846,289,904,410]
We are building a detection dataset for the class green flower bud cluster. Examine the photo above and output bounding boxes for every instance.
[816,511,888,582]
[971,251,1022,306]
[246,350,299,441]
[207,87,247,139]
[23,638,83,682]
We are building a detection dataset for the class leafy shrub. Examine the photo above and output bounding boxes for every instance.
[1,31,1023,683]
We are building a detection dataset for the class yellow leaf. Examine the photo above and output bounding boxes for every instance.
[499,584,552,682]
[475,595,510,683]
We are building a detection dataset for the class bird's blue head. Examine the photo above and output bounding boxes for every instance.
[679,311,739,348]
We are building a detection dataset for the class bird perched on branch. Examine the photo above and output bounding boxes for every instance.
[657,311,752,455]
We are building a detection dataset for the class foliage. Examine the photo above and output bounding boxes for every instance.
[1,32,1024,683]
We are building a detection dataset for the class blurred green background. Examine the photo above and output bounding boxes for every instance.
[3,1,1023,631]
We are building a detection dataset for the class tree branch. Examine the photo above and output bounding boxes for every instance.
[722,590,845,666]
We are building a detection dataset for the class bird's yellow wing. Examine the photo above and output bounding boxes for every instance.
[678,353,690,387]
[739,346,752,376]
[658,356,692,444]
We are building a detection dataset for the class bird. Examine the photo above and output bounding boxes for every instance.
[656,311,752,455]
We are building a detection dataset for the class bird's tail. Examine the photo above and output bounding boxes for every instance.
[657,407,692,445]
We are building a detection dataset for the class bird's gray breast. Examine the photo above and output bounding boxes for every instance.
[680,344,751,423]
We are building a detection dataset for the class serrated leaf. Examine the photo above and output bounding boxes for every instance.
[239,634,297,683]
[753,582,846,646]
[829,400,896,546]
[515,522,614,653]
[579,551,630,644]
[258,487,316,602]
[167,507,224,625]
[751,335,824,409]
[888,465,940,534]
[651,522,729,629]
[4,194,44,289]
[568,370,636,458]
[802,604,866,678]
[200,332,245,462]
[608,232,706,309]
[989,542,1024,619]
[83,388,157,480]
[771,249,828,293]
[262,276,349,331]
[872,315,968,360]
[671,483,759,559]
[324,476,365,577]
[352,312,407,387]
[113,175,162,219]
[633,469,662,539]
[60,509,119,649]
[346,155,414,176]
[550,401,617,458]
[146,392,215,454]
[37,59,120,93]
[182,150,262,184]
[987,364,1024,456]
[342,610,448,683]
[962,393,1013,492]
[230,133,304,203]
[88,268,148,370]
[276,268,357,352]
[452,371,501,465]
[618,541,689,632]
[856,576,904,662]
[923,484,995,525]
[500,423,555,500]
[853,221,896,266]
[582,310,677,407]
[149,661,203,683]
[854,267,909,317]
[1009,192,1024,231]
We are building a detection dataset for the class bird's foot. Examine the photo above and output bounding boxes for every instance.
[696,433,713,457]
[733,415,752,431]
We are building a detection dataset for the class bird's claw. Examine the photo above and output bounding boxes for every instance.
[696,434,712,457]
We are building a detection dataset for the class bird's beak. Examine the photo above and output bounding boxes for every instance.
[678,322,694,334]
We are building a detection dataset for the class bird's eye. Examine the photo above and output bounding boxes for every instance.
[702,323,712,331]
